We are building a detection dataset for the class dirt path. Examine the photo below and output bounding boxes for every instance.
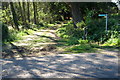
[2,29,119,59]
[2,29,119,78]
[2,29,61,58]
[2,53,118,78]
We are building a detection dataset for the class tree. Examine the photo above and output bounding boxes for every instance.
[33,2,38,24]
[18,2,24,25]
[10,2,19,31]
[69,2,83,28]
[22,2,27,27]
[27,2,30,23]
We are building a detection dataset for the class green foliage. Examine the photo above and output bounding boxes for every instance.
[24,29,34,34]
[85,10,120,43]
[85,10,105,42]
[2,24,35,44]
[37,7,53,23]
[8,30,22,42]
[76,21,86,29]
[57,21,84,39]
[66,44,97,53]
[66,39,89,45]
[49,2,70,21]
[90,43,100,48]
[66,37,79,45]
[57,25,67,38]
[0,8,12,24]
[57,23,90,45]
[103,38,120,47]
[32,38,51,43]
[2,23,9,42]
[2,2,119,48]
[3,29,30,43]
[57,20,90,46]
[78,39,88,44]
[57,10,119,48]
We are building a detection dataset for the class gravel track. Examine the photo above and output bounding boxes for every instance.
[2,53,118,78]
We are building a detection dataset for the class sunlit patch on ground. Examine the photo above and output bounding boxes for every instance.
[97,48,118,56]
[2,29,61,58]
[2,53,118,78]
[2,29,119,59]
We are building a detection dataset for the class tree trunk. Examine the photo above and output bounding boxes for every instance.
[70,2,83,28]
[27,2,30,23]
[22,2,29,29]
[23,2,27,25]
[33,2,37,24]
[18,2,24,25]
[10,2,19,31]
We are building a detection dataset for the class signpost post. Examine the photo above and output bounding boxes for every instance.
[98,14,108,43]
[105,14,108,31]
[98,14,108,31]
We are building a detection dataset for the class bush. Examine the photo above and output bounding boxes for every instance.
[66,44,96,53]
[1,23,22,43]
[57,26,67,38]
[86,15,119,43]
[78,39,88,44]
[57,22,90,45]
[2,24,35,44]
[57,22,84,39]
[103,38,120,47]
[24,29,34,35]
[67,37,79,45]
[84,10,120,43]
[57,10,119,46]
[2,23,9,42]
[8,30,22,42]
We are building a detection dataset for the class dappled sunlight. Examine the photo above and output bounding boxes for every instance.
[2,53,118,78]
[2,28,119,59]
[13,43,29,46]
[23,38,33,41]
[2,29,60,58]
[1,2,119,79]
[97,48,118,56]
[34,29,57,38]
[33,42,57,46]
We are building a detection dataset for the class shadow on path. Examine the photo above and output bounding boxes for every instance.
[2,43,32,59]
[2,53,118,78]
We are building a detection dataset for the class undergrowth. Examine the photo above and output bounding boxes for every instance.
[2,25,36,44]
